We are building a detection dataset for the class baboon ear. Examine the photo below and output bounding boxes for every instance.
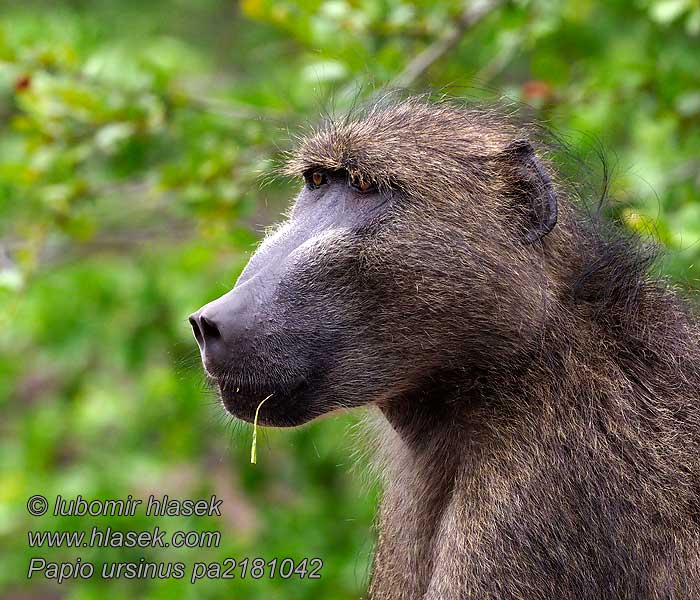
[504,140,558,244]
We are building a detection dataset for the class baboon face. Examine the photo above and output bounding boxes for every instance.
[189,102,558,427]
[189,170,414,426]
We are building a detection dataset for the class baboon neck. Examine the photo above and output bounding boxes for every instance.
[378,369,511,452]
[376,371,506,505]
[372,375,514,598]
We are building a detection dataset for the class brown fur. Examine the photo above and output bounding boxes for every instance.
[283,98,700,599]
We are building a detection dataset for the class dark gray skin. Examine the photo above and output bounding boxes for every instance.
[189,170,399,426]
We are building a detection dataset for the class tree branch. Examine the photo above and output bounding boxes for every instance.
[389,0,505,90]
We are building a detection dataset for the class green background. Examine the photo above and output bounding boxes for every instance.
[1,1,698,598]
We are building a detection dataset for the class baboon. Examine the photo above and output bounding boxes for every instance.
[189,97,700,599]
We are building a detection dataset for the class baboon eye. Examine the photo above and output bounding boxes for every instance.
[350,175,376,194]
[305,170,330,190]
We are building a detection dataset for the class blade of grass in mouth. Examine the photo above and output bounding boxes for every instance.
[250,394,274,465]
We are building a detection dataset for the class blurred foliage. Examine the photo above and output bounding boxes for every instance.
[0,0,698,598]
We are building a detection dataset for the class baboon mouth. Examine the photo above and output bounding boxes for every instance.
[215,375,310,425]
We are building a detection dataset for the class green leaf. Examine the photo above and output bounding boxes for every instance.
[650,0,691,24]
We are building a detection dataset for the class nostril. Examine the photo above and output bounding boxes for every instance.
[199,315,222,342]
[189,315,204,347]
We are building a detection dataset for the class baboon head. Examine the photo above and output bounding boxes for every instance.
[189,99,561,427]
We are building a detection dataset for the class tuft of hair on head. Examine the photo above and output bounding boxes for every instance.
[282,95,534,202]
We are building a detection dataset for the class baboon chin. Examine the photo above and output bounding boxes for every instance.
[190,97,700,599]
